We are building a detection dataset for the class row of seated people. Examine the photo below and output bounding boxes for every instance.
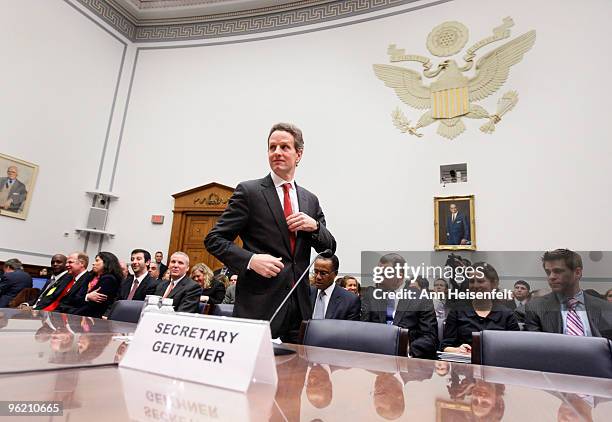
[305,250,612,359]
[2,248,611,360]
[0,249,239,317]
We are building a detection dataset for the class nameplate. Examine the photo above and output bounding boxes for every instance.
[119,312,277,392]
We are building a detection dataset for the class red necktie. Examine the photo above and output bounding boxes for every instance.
[282,183,296,255]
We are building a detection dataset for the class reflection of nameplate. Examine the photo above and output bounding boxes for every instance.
[119,368,276,422]
[119,313,277,392]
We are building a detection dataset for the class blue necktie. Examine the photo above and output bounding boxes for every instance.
[386,297,395,325]
[313,290,326,319]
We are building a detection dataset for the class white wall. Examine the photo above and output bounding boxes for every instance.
[3,0,612,289]
[105,0,612,278]
[0,0,126,264]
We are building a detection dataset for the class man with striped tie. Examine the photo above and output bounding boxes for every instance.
[526,249,612,339]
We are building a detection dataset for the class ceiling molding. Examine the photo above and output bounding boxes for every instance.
[73,0,441,43]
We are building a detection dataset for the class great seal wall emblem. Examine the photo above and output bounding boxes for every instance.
[373,18,536,139]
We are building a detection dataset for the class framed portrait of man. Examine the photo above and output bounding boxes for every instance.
[434,195,476,250]
[0,153,39,220]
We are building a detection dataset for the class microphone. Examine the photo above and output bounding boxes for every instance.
[269,248,333,325]
[269,249,332,356]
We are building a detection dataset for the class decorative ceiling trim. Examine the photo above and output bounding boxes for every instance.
[74,0,439,43]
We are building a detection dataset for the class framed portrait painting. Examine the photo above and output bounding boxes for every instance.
[434,195,476,250]
[0,153,39,220]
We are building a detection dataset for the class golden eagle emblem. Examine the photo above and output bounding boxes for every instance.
[373,18,535,139]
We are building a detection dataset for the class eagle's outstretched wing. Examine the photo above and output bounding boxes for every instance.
[468,30,536,102]
[373,64,431,110]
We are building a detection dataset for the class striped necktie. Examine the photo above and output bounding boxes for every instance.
[565,298,585,336]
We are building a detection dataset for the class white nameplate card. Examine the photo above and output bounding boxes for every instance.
[119,312,277,392]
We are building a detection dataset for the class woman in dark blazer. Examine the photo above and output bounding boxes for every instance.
[77,251,122,318]
[441,262,519,355]
[191,263,226,305]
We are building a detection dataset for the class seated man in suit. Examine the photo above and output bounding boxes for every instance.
[119,249,159,301]
[526,249,612,339]
[310,254,360,321]
[361,253,438,359]
[53,252,94,314]
[20,254,70,310]
[0,259,33,308]
[503,280,530,324]
[154,252,201,313]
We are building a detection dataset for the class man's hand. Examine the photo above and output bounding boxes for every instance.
[286,212,318,232]
[460,239,468,245]
[250,254,284,278]
[86,288,107,303]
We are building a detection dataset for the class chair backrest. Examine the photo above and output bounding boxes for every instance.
[210,303,234,317]
[299,319,409,356]
[108,300,145,323]
[472,330,612,379]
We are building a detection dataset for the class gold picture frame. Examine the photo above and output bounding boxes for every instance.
[434,195,476,250]
[436,399,472,422]
[0,152,39,220]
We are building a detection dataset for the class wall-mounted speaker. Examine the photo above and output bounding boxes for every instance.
[87,207,108,230]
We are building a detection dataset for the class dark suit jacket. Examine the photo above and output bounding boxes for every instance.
[155,276,201,313]
[0,269,33,307]
[56,271,95,315]
[0,177,27,212]
[201,279,226,305]
[117,274,159,301]
[204,174,336,338]
[525,292,612,340]
[309,285,360,321]
[72,273,121,318]
[158,263,168,279]
[502,299,528,324]
[446,212,470,245]
[33,272,74,310]
[361,284,439,359]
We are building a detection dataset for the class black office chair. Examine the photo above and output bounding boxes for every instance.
[472,330,612,379]
[210,304,234,317]
[108,300,145,323]
[299,319,409,356]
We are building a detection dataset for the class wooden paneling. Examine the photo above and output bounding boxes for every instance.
[168,182,240,271]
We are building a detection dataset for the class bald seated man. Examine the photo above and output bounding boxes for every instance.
[154,252,201,313]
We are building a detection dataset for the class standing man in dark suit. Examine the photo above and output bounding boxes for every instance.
[0,166,28,213]
[445,203,470,245]
[0,259,33,307]
[361,253,438,359]
[526,249,612,339]
[310,254,360,321]
[154,251,168,279]
[154,252,201,313]
[118,249,159,301]
[205,122,336,341]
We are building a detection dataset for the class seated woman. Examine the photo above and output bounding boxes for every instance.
[191,263,225,304]
[339,275,361,296]
[78,252,122,318]
[441,262,519,355]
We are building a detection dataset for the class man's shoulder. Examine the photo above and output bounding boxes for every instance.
[238,175,272,190]
[527,293,557,308]
[585,293,612,310]
[182,276,201,289]
[333,285,359,303]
